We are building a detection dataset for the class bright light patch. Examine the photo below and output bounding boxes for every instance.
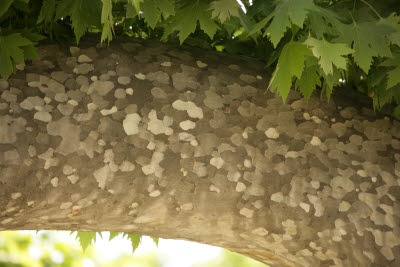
[28,245,42,260]
[157,238,222,267]
[82,258,96,267]
[236,0,247,13]
[50,250,65,264]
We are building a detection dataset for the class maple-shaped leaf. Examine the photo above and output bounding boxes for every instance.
[210,0,240,23]
[269,41,312,101]
[335,19,394,73]
[123,233,142,254]
[250,0,314,47]
[295,61,321,101]
[142,0,175,29]
[101,0,114,43]
[163,1,218,44]
[55,0,102,43]
[0,33,34,79]
[304,37,353,75]
[381,53,400,89]
[71,231,102,253]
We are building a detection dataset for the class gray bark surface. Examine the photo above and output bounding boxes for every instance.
[0,39,399,267]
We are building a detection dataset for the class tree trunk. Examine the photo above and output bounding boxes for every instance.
[0,38,399,267]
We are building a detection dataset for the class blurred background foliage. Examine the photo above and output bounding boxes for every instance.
[0,231,160,267]
[0,231,268,267]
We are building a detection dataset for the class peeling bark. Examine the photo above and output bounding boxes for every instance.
[0,39,399,267]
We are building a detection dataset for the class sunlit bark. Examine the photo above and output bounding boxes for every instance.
[0,39,399,266]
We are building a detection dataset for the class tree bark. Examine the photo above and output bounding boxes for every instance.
[0,38,399,267]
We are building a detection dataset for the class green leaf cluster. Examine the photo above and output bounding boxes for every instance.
[71,231,158,254]
[162,1,218,44]
[55,0,102,43]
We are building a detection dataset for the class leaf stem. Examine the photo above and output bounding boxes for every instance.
[346,8,356,24]
[360,0,381,19]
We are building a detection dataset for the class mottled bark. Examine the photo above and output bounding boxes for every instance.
[0,39,399,267]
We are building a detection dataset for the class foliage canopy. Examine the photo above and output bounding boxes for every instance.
[0,0,399,111]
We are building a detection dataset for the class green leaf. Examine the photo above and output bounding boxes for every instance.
[210,0,240,23]
[163,1,218,44]
[307,5,344,39]
[392,105,400,117]
[307,6,343,39]
[372,83,400,110]
[19,30,46,42]
[304,37,353,75]
[126,2,140,18]
[386,66,400,89]
[295,62,321,101]
[379,13,400,46]
[321,67,343,101]
[151,236,159,247]
[20,45,38,59]
[142,0,174,29]
[0,33,33,79]
[128,0,143,16]
[101,0,113,43]
[37,0,56,24]
[0,0,14,18]
[261,0,314,47]
[389,33,400,46]
[109,232,121,241]
[248,14,273,36]
[10,0,29,12]
[247,0,275,17]
[381,53,400,89]
[269,41,312,101]
[123,233,142,254]
[72,231,102,253]
[154,0,174,17]
[336,19,394,73]
[238,8,257,40]
[55,0,102,43]
[141,0,159,28]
